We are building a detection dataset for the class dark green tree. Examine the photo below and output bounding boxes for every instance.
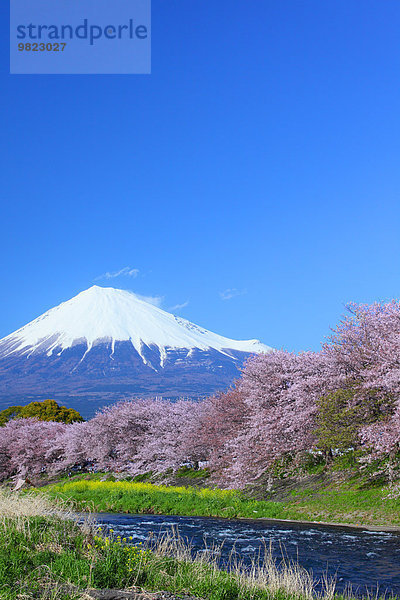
[314,386,395,462]
[0,406,23,426]
[0,399,83,425]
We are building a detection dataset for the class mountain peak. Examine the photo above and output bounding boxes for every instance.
[0,286,272,414]
[0,286,271,362]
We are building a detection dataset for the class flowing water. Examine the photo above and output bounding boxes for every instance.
[94,513,400,596]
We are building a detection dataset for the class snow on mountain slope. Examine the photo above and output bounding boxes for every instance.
[0,286,271,365]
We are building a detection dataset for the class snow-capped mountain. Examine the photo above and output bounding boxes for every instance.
[0,286,272,416]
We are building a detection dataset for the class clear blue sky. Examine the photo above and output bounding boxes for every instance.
[1,1,400,352]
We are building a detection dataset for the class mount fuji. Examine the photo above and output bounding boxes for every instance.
[0,286,272,416]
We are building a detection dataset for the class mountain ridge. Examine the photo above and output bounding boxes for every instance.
[0,286,272,416]
[0,285,269,363]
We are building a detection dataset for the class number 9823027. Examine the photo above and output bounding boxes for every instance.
[18,42,67,51]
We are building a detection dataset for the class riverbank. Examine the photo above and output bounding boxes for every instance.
[0,490,345,600]
[39,476,400,528]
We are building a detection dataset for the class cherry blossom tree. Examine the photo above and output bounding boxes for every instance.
[130,398,202,474]
[190,385,250,483]
[47,420,90,474]
[324,300,400,406]
[0,418,66,479]
[218,350,343,486]
[360,409,400,456]
[64,398,201,474]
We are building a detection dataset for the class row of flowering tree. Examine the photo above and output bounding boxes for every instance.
[205,301,400,486]
[0,398,204,480]
[1,300,400,486]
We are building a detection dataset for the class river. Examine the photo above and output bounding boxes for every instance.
[93,513,400,596]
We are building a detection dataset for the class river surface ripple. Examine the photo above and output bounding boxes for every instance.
[93,513,400,596]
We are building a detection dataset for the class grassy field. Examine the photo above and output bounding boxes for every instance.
[282,483,400,527]
[41,477,400,527]
[41,479,300,520]
[0,492,87,599]
[0,490,347,600]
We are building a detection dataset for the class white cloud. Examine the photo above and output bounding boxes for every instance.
[95,267,139,280]
[134,293,163,307]
[169,300,189,312]
[219,288,247,301]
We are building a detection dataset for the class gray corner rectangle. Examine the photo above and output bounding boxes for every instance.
[10,0,151,74]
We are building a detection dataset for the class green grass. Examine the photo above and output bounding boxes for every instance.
[40,477,400,527]
[285,483,400,526]
[0,515,90,599]
[41,479,298,520]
